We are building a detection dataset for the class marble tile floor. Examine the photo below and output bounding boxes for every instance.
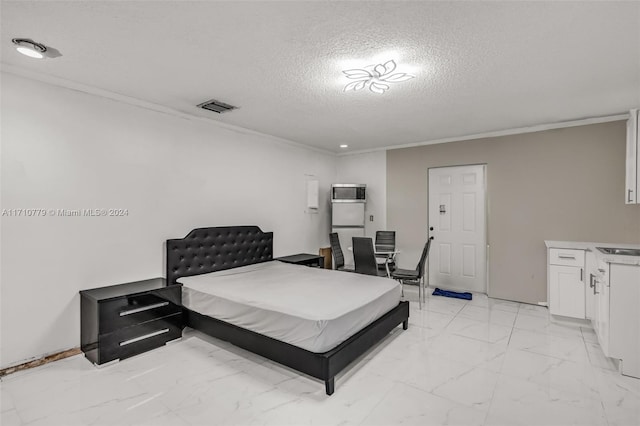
[2,288,639,426]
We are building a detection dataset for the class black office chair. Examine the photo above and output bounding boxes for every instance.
[329,233,354,272]
[375,230,396,272]
[392,238,432,308]
[375,231,396,250]
[353,237,387,277]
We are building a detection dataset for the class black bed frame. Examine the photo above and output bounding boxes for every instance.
[166,226,409,395]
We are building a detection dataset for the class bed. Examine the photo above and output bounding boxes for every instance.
[166,226,410,395]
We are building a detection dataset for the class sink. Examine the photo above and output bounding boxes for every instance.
[597,247,640,256]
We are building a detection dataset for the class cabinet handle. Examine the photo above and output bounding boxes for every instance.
[628,189,634,203]
[558,255,576,259]
[119,328,169,346]
[594,279,600,295]
[580,268,583,281]
[119,302,169,317]
[589,273,595,288]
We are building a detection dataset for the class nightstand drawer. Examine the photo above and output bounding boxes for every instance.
[100,313,182,363]
[99,287,181,333]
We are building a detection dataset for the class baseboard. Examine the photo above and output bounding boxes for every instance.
[0,347,81,378]
[549,314,591,328]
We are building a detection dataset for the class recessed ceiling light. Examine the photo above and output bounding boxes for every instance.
[12,38,48,59]
[343,59,414,94]
[340,144,348,148]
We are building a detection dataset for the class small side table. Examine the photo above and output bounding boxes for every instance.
[80,278,183,365]
[277,253,324,268]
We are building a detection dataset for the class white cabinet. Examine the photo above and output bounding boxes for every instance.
[592,262,640,379]
[592,263,610,356]
[625,109,639,204]
[548,248,585,319]
[609,264,640,378]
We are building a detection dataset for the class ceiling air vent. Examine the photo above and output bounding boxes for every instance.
[197,99,237,114]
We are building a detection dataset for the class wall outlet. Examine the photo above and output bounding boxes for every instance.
[369,215,374,222]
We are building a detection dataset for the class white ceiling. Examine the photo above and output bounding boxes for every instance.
[2,1,639,153]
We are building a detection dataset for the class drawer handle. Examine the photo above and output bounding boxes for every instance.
[119,328,169,346]
[119,302,169,317]
[558,255,576,259]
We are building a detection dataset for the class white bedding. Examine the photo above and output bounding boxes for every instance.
[179,261,401,353]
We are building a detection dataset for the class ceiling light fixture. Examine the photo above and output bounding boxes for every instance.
[343,60,414,94]
[339,144,348,149]
[12,38,48,59]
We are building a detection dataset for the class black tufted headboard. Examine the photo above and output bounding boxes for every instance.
[166,226,274,284]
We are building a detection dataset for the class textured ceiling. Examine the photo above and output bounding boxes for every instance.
[2,1,639,153]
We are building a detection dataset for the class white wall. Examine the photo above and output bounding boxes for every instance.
[335,151,387,237]
[0,73,336,368]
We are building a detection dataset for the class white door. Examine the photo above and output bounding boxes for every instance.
[428,165,486,293]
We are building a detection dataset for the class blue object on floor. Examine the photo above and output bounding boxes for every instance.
[432,288,473,300]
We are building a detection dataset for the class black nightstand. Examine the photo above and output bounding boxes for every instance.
[277,253,324,268]
[80,278,183,365]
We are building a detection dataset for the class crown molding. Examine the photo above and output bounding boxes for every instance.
[2,64,629,159]
[339,113,630,156]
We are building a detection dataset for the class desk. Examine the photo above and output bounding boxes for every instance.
[376,249,399,278]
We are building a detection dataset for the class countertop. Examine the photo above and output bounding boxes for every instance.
[545,240,640,266]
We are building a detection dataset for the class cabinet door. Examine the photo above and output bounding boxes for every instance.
[609,264,640,377]
[626,109,638,204]
[549,265,585,319]
[585,252,596,320]
[596,276,610,356]
[593,273,601,335]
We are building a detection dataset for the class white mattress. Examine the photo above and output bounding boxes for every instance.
[179,261,401,353]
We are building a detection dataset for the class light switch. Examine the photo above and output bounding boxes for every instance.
[369,215,374,221]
